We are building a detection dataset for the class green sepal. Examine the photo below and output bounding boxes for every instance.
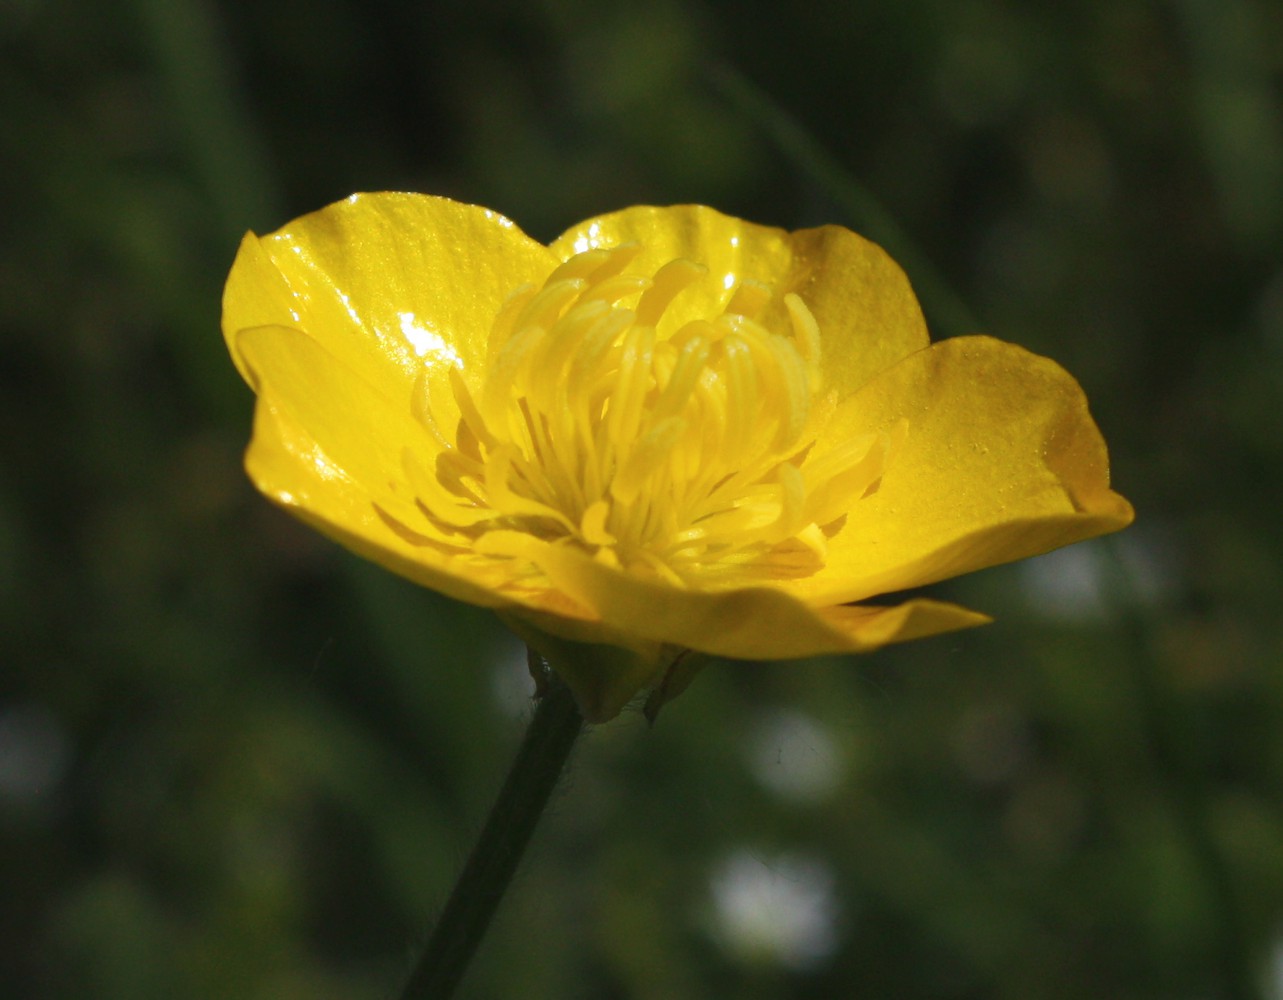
[643,649,714,724]
[499,612,670,722]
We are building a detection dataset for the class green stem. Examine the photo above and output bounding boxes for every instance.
[399,661,585,999]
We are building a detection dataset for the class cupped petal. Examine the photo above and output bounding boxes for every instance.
[549,205,929,392]
[225,195,1134,723]
[512,537,990,662]
[799,335,1134,604]
[786,223,931,395]
[236,324,515,611]
[548,204,794,330]
[223,192,557,398]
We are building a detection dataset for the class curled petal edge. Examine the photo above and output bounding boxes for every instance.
[503,541,990,719]
[803,335,1134,604]
[517,537,990,658]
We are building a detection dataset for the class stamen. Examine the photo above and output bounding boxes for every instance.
[605,324,655,464]
[449,367,496,450]
[583,274,651,306]
[720,335,757,463]
[635,258,706,327]
[480,324,544,427]
[529,300,610,413]
[580,500,615,546]
[510,279,584,342]
[649,335,711,424]
[545,243,641,286]
[403,450,492,528]
[404,243,901,588]
[484,447,577,536]
[485,283,537,359]
[784,293,822,391]
[410,368,452,449]
[762,332,811,449]
[724,279,771,319]
[585,242,644,284]
[612,415,686,504]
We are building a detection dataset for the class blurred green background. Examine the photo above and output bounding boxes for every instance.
[4,0,1282,997]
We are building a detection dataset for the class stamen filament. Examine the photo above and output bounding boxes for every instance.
[405,245,900,588]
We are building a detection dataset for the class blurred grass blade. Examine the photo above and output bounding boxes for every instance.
[708,64,983,339]
[128,0,281,239]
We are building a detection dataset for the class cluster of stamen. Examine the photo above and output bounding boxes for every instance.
[404,243,896,588]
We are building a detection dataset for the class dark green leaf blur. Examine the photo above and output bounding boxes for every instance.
[3,1,1281,997]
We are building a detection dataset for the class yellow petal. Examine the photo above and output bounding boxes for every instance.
[800,335,1134,604]
[549,204,929,393]
[511,537,989,661]
[236,324,510,610]
[813,600,992,650]
[223,192,556,401]
[224,195,1133,724]
[505,588,987,722]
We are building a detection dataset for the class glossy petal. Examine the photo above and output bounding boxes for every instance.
[507,537,990,660]
[799,335,1134,604]
[225,193,1133,720]
[550,204,929,395]
[223,192,555,396]
[237,324,514,611]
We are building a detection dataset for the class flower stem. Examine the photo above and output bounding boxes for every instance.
[399,659,585,999]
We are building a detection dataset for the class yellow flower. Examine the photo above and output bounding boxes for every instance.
[223,193,1133,720]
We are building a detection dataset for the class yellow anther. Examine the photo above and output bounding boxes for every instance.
[449,366,496,450]
[584,242,643,285]
[485,283,537,359]
[529,299,611,412]
[566,309,634,407]
[788,523,828,564]
[414,243,896,585]
[483,446,577,535]
[784,293,822,391]
[582,274,651,306]
[512,278,584,338]
[724,279,772,319]
[649,335,711,424]
[402,449,494,528]
[580,500,616,546]
[668,318,719,351]
[762,333,811,449]
[604,324,655,463]
[772,460,806,539]
[410,368,452,448]
[720,335,757,463]
[545,243,641,286]
[803,432,890,527]
[481,323,545,424]
[546,248,615,285]
[612,415,686,504]
[635,258,707,327]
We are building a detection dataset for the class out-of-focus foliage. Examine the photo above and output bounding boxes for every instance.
[2,0,1281,997]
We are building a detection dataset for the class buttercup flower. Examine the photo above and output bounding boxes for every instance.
[223,193,1133,720]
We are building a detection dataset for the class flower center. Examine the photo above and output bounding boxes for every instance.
[406,243,898,588]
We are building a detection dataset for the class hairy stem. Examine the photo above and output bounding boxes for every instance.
[399,659,584,999]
